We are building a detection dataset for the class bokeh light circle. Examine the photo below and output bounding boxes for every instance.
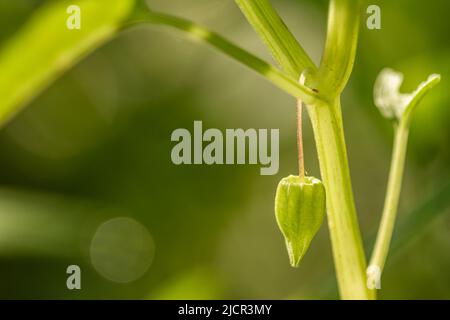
[89,217,155,283]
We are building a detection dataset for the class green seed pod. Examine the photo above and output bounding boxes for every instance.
[275,175,326,267]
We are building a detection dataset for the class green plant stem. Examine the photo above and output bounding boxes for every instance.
[368,120,409,284]
[306,99,374,300]
[234,0,316,78]
[317,0,361,97]
[126,10,321,105]
[307,0,372,299]
[297,99,305,181]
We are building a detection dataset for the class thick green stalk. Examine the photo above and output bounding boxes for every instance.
[306,100,374,300]
[316,0,361,97]
[234,0,316,78]
[305,0,371,299]
[0,0,135,127]
[368,121,409,287]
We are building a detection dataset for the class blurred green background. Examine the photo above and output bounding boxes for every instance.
[0,0,448,299]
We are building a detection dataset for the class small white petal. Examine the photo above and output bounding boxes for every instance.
[373,68,440,121]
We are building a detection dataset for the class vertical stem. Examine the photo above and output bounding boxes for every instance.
[307,99,374,300]
[316,0,361,97]
[369,121,409,285]
[297,99,305,181]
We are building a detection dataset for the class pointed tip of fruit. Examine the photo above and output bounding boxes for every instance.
[276,174,326,269]
[286,241,305,268]
[289,258,301,268]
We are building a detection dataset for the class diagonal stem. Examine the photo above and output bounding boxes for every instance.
[234,0,316,78]
[125,9,322,105]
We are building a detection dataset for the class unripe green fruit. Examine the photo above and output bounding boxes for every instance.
[275,175,326,267]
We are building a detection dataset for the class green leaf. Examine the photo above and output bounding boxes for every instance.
[374,68,441,124]
[316,0,361,97]
[234,0,316,78]
[128,9,321,105]
[275,175,326,267]
[391,178,450,253]
[0,0,135,127]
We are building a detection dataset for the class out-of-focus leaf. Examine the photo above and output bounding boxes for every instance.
[149,267,223,300]
[0,0,135,127]
[391,179,450,253]
[0,188,145,263]
[0,188,96,257]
